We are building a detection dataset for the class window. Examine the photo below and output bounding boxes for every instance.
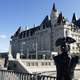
[22,42,25,45]
[45,62,47,65]
[65,30,69,36]
[31,62,34,66]
[49,62,51,65]
[42,62,44,66]
[27,63,30,66]
[35,62,38,66]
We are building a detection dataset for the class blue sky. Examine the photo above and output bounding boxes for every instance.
[0,0,80,52]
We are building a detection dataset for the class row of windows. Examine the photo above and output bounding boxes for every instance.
[26,62,51,66]
[71,46,79,50]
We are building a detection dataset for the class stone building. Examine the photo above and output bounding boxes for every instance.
[10,3,80,59]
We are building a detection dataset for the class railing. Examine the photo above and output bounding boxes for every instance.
[0,70,56,80]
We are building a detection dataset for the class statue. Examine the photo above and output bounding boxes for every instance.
[53,37,79,80]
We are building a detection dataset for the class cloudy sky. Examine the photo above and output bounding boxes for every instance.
[0,0,80,52]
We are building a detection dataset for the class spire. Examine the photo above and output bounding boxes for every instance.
[52,3,57,12]
[72,13,76,24]
[57,12,63,24]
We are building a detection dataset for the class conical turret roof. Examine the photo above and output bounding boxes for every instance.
[52,3,57,12]
[72,13,76,24]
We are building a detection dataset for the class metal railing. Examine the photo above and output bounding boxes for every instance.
[0,70,56,80]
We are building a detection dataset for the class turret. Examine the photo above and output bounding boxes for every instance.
[52,3,57,12]
[72,13,76,24]
[50,3,59,23]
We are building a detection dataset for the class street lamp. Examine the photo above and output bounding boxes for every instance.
[36,41,38,59]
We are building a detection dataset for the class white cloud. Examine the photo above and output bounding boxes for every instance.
[0,34,7,39]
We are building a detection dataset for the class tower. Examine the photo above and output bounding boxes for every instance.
[50,3,70,53]
[50,3,59,25]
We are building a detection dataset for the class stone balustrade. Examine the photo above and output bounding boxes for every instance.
[0,70,56,80]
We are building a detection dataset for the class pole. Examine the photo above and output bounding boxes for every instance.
[36,42,38,59]
[27,48,29,59]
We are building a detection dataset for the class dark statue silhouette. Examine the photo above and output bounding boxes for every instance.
[53,37,79,80]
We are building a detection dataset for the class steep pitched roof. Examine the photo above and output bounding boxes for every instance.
[57,12,63,24]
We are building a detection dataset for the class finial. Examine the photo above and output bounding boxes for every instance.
[53,3,57,12]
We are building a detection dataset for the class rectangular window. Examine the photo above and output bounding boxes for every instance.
[42,62,44,66]
[35,62,38,66]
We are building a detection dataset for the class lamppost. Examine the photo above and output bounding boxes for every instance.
[36,41,38,59]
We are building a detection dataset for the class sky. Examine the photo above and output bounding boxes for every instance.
[0,0,80,52]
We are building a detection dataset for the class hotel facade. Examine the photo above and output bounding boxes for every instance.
[10,3,80,59]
